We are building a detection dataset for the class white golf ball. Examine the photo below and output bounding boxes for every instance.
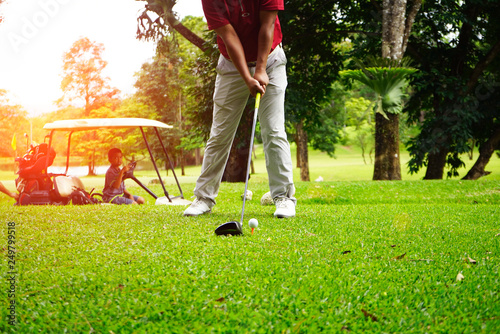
[248,218,259,228]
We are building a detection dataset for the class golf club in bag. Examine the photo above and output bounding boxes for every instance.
[215,93,261,236]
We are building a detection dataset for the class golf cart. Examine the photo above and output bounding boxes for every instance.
[16,118,191,206]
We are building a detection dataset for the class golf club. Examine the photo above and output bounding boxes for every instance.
[215,93,261,236]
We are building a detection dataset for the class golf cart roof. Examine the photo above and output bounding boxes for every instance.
[43,118,172,131]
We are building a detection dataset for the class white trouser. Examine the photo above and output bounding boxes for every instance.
[193,46,295,205]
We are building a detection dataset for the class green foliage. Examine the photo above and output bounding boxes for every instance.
[306,77,359,158]
[342,97,375,164]
[134,16,214,164]
[58,37,120,115]
[308,115,341,158]
[1,180,499,332]
[0,90,28,157]
[340,57,417,118]
[344,96,373,127]
[402,0,500,177]
[406,73,484,178]
[280,1,347,128]
[179,29,218,150]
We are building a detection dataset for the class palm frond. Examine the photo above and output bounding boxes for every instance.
[340,59,417,115]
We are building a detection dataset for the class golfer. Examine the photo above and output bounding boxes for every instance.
[184,0,296,218]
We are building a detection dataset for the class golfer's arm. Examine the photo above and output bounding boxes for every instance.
[255,10,278,74]
[215,24,253,85]
[0,182,15,198]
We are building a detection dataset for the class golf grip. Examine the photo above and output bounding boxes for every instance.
[240,93,261,226]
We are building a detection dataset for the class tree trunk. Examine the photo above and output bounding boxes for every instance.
[87,159,95,176]
[373,113,401,180]
[87,144,96,176]
[373,0,412,180]
[180,148,185,176]
[462,127,500,180]
[294,133,301,168]
[296,121,310,181]
[195,148,201,165]
[382,0,406,61]
[424,149,448,179]
[222,103,253,182]
[222,142,249,182]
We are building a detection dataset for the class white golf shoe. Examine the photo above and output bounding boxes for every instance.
[273,198,296,218]
[183,198,213,216]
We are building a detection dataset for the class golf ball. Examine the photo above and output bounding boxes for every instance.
[248,218,259,228]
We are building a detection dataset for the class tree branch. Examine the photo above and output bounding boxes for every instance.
[136,1,208,52]
[163,10,209,52]
[466,38,500,94]
[335,30,380,37]
[402,0,422,55]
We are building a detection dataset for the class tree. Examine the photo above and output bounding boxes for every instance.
[58,37,121,175]
[461,75,500,180]
[58,37,120,116]
[342,57,417,179]
[280,1,348,181]
[135,15,212,175]
[0,90,28,157]
[405,0,500,179]
[370,0,421,180]
[343,97,375,164]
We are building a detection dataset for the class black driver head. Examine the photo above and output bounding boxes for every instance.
[214,221,243,236]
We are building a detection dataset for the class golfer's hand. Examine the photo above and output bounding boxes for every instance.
[246,78,266,97]
[253,70,269,92]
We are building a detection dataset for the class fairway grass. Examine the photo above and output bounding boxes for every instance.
[1,179,499,332]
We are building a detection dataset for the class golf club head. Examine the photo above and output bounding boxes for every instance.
[214,221,243,236]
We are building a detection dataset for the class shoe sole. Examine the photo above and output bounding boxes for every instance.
[183,209,211,217]
[274,213,295,218]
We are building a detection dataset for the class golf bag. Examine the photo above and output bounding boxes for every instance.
[15,143,62,205]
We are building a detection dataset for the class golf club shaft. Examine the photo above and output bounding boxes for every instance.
[240,93,261,225]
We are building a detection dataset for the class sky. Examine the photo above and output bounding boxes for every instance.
[0,0,205,117]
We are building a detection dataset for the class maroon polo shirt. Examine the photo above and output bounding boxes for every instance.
[202,0,284,62]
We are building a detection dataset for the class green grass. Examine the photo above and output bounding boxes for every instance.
[1,147,500,332]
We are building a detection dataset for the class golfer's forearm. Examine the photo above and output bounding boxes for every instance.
[0,182,9,195]
[0,182,14,197]
[256,11,277,73]
[215,25,253,84]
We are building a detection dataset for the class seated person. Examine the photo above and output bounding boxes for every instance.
[0,181,18,200]
[103,148,145,205]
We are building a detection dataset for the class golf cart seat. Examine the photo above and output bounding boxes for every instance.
[53,175,86,198]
